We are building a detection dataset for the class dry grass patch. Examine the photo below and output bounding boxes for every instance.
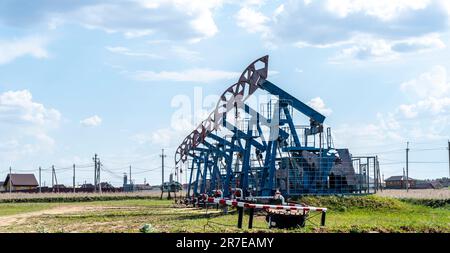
[377,189,450,199]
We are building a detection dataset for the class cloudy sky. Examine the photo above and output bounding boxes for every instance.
[0,0,449,186]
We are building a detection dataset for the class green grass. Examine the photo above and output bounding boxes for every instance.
[299,195,450,233]
[323,206,449,233]
[298,195,406,211]
[399,198,450,209]
[0,196,449,233]
[0,203,57,216]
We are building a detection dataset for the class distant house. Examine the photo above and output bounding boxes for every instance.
[436,178,450,187]
[79,182,114,191]
[123,183,152,192]
[80,183,95,189]
[3,174,39,192]
[0,181,4,192]
[385,176,415,189]
[414,180,443,189]
[161,181,182,193]
[122,174,152,192]
[430,181,443,189]
[135,183,152,191]
[100,182,115,189]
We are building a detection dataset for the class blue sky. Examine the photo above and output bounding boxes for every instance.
[0,0,449,186]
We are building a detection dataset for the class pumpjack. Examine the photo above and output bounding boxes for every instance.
[175,55,378,200]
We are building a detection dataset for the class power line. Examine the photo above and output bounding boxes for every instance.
[101,153,163,167]
[379,161,448,165]
[101,168,124,180]
[409,147,447,152]
[409,161,448,164]
[353,149,405,156]
[100,165,130,171]
[132,166,161,171]
[132,169,161,175]
[354,146,447,156]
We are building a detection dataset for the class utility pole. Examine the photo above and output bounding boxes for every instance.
[406,142,410,192]
[52,165,55,192]
[73,164,76,193]
[403,167,405,189]
[93,154,98,192]
[52,165,59,193]
[127,165,133,192]
[160,149,167,199]
[448,140,450,179]
[9,166,12,193]
[92,154,101,193]
[129,165,132,185]
[98,158,102,194]
[375,156,378,193]
[39,166,42,193]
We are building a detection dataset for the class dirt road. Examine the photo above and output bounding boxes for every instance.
[0,205,104,227]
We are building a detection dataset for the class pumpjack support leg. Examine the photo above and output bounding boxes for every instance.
[248,208,255,229]
[321,211,326,226]
[237,207,244,229]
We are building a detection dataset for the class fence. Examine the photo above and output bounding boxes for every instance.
[191,153,382,197]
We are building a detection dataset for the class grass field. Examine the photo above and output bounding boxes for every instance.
[0,192,449,233]
[0,192,162,203]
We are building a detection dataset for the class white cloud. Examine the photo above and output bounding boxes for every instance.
[105,46,162,59]
[0,0,223,42]
[334,66,450,155]
[132,128,176,147]
[401,65,449,98]
[324,0,431,21]
[393,66,450,137]
[132,93,215,148]
[241,0,267,7]
[330,36,395,62]
[307,97,332,116]
[333,121,402,150]
[391,33,445,53]
[398,104,418,119]
[0,90,60,126]
[80,115,102,127]
[329,33,445,63]
[132,68,240,83]
[0,36,48,65]
[395,96,450,120]
[273,0,448,44]
[132,118,193,147]
[171,46,203,61]
[416,96,450,114]
[235,7,270,34]
[187,0,221,42]
[238,0,449,61]
[0,90,60,161]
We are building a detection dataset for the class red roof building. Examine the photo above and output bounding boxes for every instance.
[3,174,39,192]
